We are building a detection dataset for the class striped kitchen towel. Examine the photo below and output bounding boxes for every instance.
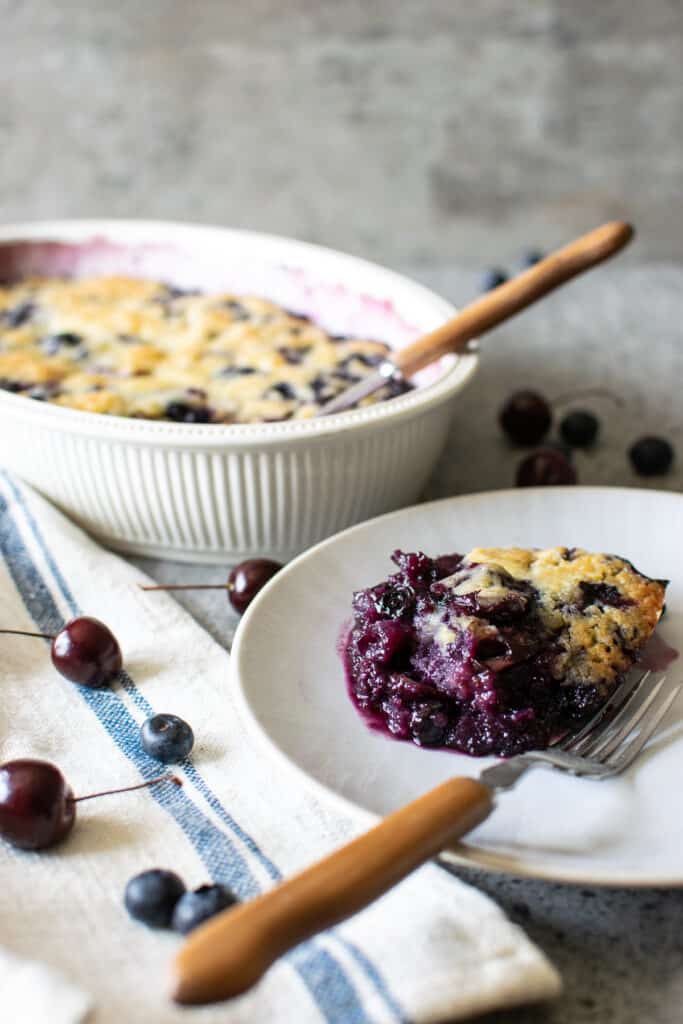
[0,471,561,1024]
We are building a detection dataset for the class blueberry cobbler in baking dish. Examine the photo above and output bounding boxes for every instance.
[0,276,410,422]
[343,547,667,756]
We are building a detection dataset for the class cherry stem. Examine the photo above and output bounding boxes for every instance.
[0,628,55,640]
[139,584,230,592]
[552,388,623,408]
[74,773,182,802]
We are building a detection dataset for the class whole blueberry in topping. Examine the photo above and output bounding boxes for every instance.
[310,375,335,402]
[278,346,310,365]
[164,402,212,423]
[141,714,194,764]
[224,300,250,321]
[41,332,83,355]
[516,449,577,487]
[124,869,186,928]
[172,884,238,934]
[480,268,508,292]
[2,301,35,327]
[629,436,674,476]
[560,410,599,448]
[219,365,256,377]
[499,390,552,445]
[267,381,297,401]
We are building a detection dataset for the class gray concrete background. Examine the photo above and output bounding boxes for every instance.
[1,1,682,269]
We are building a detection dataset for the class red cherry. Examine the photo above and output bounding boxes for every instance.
[499,391,552,445]
[516,449,578,487]
[0,759,180,852]
[0,760,75,850]
[0,615,122,688]
[226,559,282,614]
[50,616,122,688]
[139,558,283,616]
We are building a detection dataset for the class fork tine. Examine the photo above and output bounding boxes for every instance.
[603,684,681,774]
[560,670,651,755]
[586,675,668,761]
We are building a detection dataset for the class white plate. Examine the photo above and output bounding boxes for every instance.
[233,487,683,887]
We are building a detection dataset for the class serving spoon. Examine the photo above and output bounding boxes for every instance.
[316,220,634,416]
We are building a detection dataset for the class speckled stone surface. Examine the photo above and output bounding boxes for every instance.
[130,266,683,1024]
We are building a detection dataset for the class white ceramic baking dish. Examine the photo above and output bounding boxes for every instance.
[0,220,477,563]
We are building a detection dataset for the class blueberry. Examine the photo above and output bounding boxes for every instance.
[520,248,544,268]
[171,884,238,934]
[124,868,185,928]
[480,268,508,292]
[141,714,194,763]
[278,346,310,365]
[499,390,552,445]
[41,332,83,356]
[374,584,415,620]
[267,381,297,401]
[629,436,674,476]
[2,301,35,327]
[223,300,250,321]
[0,378,29,393]
[560,410,599,448]
[219,365,257,377]
[164,402,212,423]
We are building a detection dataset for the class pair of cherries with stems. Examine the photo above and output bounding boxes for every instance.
[0,560,280,853]
[0,615,179,851]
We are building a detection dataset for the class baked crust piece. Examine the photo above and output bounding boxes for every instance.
[0,275,410,422]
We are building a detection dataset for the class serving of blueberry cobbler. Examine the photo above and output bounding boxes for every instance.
[343,546,667,757]
[0,276,410,422]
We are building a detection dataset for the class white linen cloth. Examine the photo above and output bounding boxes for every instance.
[0,471,561,1023]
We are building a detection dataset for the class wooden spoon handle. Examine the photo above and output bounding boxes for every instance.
[171,776,493,1006]
[395,220,634,379]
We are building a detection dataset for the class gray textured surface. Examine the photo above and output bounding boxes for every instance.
[1,2,683,267]
[131,266,683,1024]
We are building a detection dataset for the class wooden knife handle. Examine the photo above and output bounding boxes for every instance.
[395,220,633,379]
[171,776,493,1005]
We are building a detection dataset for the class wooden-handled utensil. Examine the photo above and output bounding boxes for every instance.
[317,220,633,415]
[171,663,680,1007]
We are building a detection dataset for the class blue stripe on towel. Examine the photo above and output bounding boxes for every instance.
[0,477,404,1024]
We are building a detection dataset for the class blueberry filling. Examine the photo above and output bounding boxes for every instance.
[343,548,665,757]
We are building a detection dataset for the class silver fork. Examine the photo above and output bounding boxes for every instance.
[171,670,681,1006]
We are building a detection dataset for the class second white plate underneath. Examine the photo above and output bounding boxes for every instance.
[233,487,683,887]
